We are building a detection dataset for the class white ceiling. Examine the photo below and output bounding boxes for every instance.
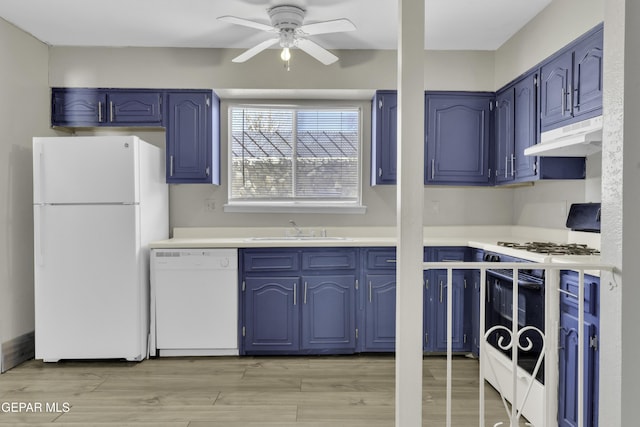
[0,0,551,51]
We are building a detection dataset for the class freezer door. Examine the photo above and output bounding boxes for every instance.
[33,136,139,204]
[34,204,146,361]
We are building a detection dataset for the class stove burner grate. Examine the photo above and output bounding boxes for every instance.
[496,241,600,256]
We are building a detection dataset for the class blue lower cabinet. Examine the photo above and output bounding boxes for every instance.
[244,276,300,353]
[241,248,357,355]
[558,271,599,427]
[301,275,356,351]
[470,249,483,357]
[363,273,397,351]
[433,270,468,352]
[424,247,471,353]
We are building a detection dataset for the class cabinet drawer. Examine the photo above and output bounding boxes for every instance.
[365,248,397,270]
[429,247,469,262]
[243,250,299,272]
[560,271,599,316]
[302,249,356,271]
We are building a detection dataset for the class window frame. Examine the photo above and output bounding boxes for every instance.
[224,101,365,214]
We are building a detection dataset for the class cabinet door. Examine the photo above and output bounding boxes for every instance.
[244,277,299,352]
[371,91,398,185]
[166,91,215,183]
[51,88,106,126]
[513,73,538,181]
[301,275,356,351]
[107,91,163,125]
[364,274,396,351]
[558,310,598,427]
[540,52,572,132]
[433,270,467,352]
[425,93,492,185]
[494,88,514,184]
[573,28,604,119]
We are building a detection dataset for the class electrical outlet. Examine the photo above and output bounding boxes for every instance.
[205,199,216,212]
[431,200,440,215]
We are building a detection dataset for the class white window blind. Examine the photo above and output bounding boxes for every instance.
[229,106,361,205]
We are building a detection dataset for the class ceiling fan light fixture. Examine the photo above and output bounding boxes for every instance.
[280,47,291,61]
[219,5,355,65]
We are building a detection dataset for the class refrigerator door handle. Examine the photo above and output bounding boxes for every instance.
[33,144,44,202]
[34,205,44,266]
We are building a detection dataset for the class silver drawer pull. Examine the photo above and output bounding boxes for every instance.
[558,288,579,300]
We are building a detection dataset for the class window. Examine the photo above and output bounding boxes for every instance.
[227,105,362,212]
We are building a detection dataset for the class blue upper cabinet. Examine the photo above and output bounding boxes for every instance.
[51,89,107,126]
[51,88,162,127]
[371,90,398,185]
[496,70,586,184]
[425,92,493,186]
[165,90,220,184]
[494,87,515,184]
[572,26,604,119]
[107,91,163,125]
[540,24,603,132]
[51,87,220,185]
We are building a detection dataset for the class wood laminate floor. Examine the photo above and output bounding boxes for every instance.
[0,355,530,426]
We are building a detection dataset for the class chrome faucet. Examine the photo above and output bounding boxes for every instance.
[289,220,303,236]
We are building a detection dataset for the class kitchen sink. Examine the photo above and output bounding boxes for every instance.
[246,236,351,241]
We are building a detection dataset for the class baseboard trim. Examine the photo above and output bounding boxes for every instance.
[1,331,35,373]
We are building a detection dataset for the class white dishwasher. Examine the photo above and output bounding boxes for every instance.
[150,248,238,357]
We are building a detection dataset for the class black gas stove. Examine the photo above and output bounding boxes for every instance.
[496,241,600,256]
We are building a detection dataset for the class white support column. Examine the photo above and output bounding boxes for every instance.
[395,0,425,426]
[602,0,640,425]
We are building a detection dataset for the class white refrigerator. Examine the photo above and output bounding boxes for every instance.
[33,136,168,362]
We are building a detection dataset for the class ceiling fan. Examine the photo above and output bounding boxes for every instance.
[217,5,356,66]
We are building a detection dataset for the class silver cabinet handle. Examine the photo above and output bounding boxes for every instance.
[561,87,566,114]
[368,281,373,303]
[431,159,435,180]
[98,101,103,123]
[439,281,443,303]
[386,259,396,263]
[558,288,579,300]
[304,282,308,304]
[109,101,114,123]
[568,84,573,112]
[511,154,515,177]
[504,156,508,178]
[293,283,297,306]
[169,155,174,177]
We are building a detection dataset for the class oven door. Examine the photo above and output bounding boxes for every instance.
[485,270,545,383]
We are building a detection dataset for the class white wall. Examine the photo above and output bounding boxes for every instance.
[494,0,605,88]
[49,46,514,231]
[0,18,54,351]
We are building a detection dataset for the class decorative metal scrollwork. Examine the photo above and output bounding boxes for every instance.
[484,325,545,426]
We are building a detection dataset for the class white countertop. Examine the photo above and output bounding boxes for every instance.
[150,225,606,275]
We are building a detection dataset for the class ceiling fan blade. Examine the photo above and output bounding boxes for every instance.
[299,18,356,36]
[296,39,339,65]
[232,38,280,63]
[217,15,274,32]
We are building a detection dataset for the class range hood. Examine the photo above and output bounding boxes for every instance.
[524,115,603,157]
